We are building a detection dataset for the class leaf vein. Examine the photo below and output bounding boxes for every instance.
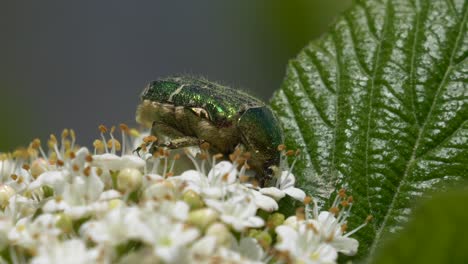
[291,62,335,129]
[369,3,468,257]
[303,49,337,94]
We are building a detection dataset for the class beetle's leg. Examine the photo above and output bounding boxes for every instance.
[151,122,201,150]
[164,136,202,149]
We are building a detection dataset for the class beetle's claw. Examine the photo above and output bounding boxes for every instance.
[132,146,143,157]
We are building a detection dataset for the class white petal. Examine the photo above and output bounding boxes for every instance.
[331,236,359,256]
[278,171,296,189]
[120,155,145,169]
[28,171,66,194]
[98,190,121,201]
[275,225,298,253]
[259,187,285,200]
[249,216,265,227]
[314,243,338,262]
[91,153,121,170]
[42,199,69,213]
[252,191,278,212]
[238,237,264,261]
[318,211,336,224]
[283,216,300,229]
[170,201,190,221]
[202,187,224,198]
[191,236,217,257]
[208,161,237,184]
[283,187,306,202]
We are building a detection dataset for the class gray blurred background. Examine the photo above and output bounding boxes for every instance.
[0,0,351,151]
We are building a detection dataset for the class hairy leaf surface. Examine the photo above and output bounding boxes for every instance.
[270,0,467,259]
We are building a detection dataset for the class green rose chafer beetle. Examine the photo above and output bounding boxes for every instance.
[136,76,283,185]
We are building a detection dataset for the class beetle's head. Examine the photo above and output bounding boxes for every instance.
[238,106,283,186]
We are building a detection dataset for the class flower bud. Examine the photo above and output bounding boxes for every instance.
[56,213,73,234]
[109,199,124,210]
[267,212,285,230]
[248,230,272,247]
[206,222,232,246]
[0,184,14,209]
[117,168,142,192]
[31,158,48,179]
[188,208,218,230]
[183,190,204,210]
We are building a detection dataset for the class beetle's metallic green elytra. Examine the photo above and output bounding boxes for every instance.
[136,76,283,184]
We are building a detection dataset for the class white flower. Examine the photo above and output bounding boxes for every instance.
[249,187,279,212]
[6,168,33,192]
[225,237,266,263]
[260,171,306,202]
[282,190,367,257]
[42,170,107,219]
[205,193,264,231]
[8,214,61,250]
[311,211,359,255]
[140,214,199,263]
[28,171,68,194]
[31,239,98,264]
[92,153,145,171]
[176,161,238,199]
[275,224,337,264]
[190,236,266,264]
[80,206,145,246]
[0,217,13,251]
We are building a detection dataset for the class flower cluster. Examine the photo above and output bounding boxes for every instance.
[0,125,368,264]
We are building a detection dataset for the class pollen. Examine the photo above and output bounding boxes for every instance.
[107,139,121,151]
[98,125,108,133]
[61,129,69,139]
[296,207,305,220]
[93,140,105,153]
[213,153,223,160]
[341,223,348,233]
[239,175,249,183]
[338,188,347,198]
[70,129,76,141]
[200,142,210,151]
[303,196,312,205]
[68,151,76,159]
[119,123,130,133]
[143,135,157,144]
[85,155,93,163]
[83,167,91,177]
[48,134,58,146]
[277,144,286,151]
[31,139,41,149]
[306,222,319,234]
[129,129,140,137]
[56,160,64,167]
[329,207,340,215]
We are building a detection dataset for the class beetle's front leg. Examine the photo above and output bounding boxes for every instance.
[150,122,202,151]
[163,136,203,149]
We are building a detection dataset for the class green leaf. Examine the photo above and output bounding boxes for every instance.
[270,0,467,260]
[371,188,468,264]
